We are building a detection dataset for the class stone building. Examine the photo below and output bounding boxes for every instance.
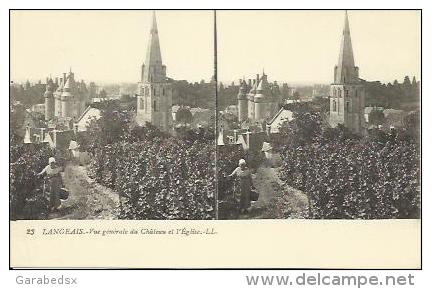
[329,12,366,135]
[237,72,281,123]
[44,70,89,121]
[136,11,173,131]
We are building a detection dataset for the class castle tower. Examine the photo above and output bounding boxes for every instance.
[247,79,257,120]
[254,73,270,121]
[136,11,172,131]
[237,79,248,122]
[271,80,281,116]
[44,77,55,120]
[329,11,365,135]
[54,73,66,117]
[61,72,74,118]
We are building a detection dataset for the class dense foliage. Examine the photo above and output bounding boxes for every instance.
[276,108,420,219]
[89,135,216,220]
[10,82,45,107]
[10,134,53,219]
[217,145,246,219]
[366,76,420,110]
[172,80,215,109]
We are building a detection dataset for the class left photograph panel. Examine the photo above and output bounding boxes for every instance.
[10,10,216,220]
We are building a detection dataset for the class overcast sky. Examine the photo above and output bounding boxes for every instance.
[218,10,421,85]
[11,10,214,84]
[11,10,420,85]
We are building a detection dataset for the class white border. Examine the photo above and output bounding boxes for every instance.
[2,0,429,288]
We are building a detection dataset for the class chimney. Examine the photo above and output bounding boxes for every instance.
[40,128,45,142]
[256,74,260,83]
[233,129,238,142]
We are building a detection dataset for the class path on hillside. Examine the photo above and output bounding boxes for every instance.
[243,165,309,219]
[47,163,119,220]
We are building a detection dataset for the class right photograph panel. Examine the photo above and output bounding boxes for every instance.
[216,10,421,220]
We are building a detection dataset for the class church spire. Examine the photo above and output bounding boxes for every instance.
[334,11,358,84]
[142,10,165,83]
[146,11,162,67]
[151,10,158,33]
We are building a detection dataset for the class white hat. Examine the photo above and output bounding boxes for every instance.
[238,159,246,166]
[49,157,56,164]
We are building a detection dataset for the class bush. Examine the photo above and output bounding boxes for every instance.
[278,131,420,219]
[89,136,216,220]
[10,141,53,219]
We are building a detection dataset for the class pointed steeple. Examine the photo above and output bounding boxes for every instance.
[142,10,165,83]
[334,11,358,84]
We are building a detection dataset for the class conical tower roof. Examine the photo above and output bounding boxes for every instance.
[334,11,358,84]
[141,11,166,83]
[145,11,162,67]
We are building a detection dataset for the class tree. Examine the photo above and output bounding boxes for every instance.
[176,106,193,125]
[368,109,385,126]
[403,76,412,88]
[78,101,130,153]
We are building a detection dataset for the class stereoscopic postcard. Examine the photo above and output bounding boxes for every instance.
[9,9,421,268]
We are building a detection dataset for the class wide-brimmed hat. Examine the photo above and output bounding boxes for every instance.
[238,159,246,166]
[49,157,56,164]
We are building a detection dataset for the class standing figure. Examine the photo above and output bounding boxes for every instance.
[37,157,63,212]
[228,159,252,214]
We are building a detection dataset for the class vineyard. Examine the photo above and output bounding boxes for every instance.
[10,133,53,219]
[89,137,216,220]
[273,106,421,219]
[9,99,421,220]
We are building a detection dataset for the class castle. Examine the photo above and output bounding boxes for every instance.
[237,72,281,123]
[328,12,366,134]
[136,11,173,131]
[44,70,89,121]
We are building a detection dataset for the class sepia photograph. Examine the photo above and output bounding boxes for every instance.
[216,10,421,220]
[10,10,421,222]
[10,10,216,221]
[8,9,421,270]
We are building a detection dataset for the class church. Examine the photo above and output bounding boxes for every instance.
[136,11,173,131]
[328,12,366,135]
[235,11,366,136]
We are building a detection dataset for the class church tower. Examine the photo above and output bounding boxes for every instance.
[329,11,365,135]
[136,11,173,131]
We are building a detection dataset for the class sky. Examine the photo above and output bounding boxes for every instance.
[11,10,420,85]
[218,10,421,85]
[10,10,214,84]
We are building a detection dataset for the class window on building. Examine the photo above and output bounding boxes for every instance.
[345,89,349,97]
[355,90,358,97]
[346,101,350,113]
[153,100,157,111]
[338,89,342,98]
[333,99,337,112]
[140,97,144,110]
[162,87,165,96]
